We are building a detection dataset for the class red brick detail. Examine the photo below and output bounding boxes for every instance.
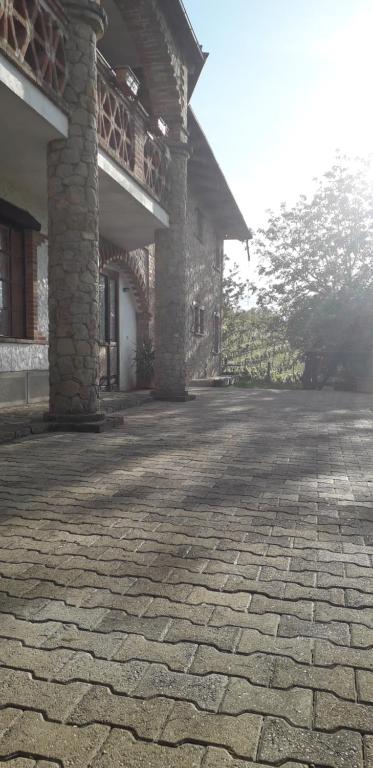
[24,230,43,341]
[100,238,150,317]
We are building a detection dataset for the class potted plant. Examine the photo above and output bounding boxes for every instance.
[134,338,155,388]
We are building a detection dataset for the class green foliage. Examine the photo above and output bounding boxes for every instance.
[134,338,155,388]
[254,155,373,388]
[222,263,301,384]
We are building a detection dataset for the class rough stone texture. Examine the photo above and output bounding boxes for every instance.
[47,3,105,416]
[0,388,373,765]
[259,717,363,768]
[153,143,189,399]
[186,185,222,380]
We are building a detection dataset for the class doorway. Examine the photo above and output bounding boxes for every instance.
[99,271,119,390]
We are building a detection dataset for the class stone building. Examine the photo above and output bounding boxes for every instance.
[0,0,249,420]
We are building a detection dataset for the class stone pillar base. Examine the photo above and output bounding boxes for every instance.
[43,412,123,433]
[152,390,196,403]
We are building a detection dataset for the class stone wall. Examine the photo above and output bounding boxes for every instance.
[186,182,223,380]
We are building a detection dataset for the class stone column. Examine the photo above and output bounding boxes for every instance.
[47,0,106,422]
[153,141,192,401]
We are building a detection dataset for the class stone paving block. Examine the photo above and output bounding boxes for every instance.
[238,628,314,662]
[164,618,240,651]
[315,602,373,628]
[272,656,356,698]
[95,611,170,639]
[0,711,109,768]
[2,388,373,767]
[224,574,285,598]
[162,703,262,759]
[278,615,350,644]
[0,707,23,736]
[351,624,373,647]
[56,652,148,693]
[365,736,373,767]
[41,624,125,658]
[223,677,313,726]
[260,565,316,586]
[90,729,204,768]
[0,639,73,679]
[190,644,273,684]
[113,634,196,671]
[314,639,373,670]
[317,571,373,594]
[347,590,373,608]
[32,601,108,630]
[145,598,214,624]
[356,669,373,702]
[284,582,345,604]
[187,586,251,610]
[0,667,89,720]
[167,569,228,589]
[134,664,227,711]
[69,686,173,738]
[210,606,279,634]
[0,760,36,767]
[126,578,193,602]
[250,594,313,620]
[0,615,60,648]
[316,691,373,732]
[0,595,48,620]
[290,557,344,575]
[204,561,261,579]
[258,716,363,768]
[202,749,309,768]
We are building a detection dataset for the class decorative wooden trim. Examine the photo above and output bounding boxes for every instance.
[0,0,68,100]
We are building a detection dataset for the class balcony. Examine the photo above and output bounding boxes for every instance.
[0,0,67,102]
[97,53,169,207]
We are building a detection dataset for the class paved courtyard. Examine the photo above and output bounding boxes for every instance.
[0,387,373,767]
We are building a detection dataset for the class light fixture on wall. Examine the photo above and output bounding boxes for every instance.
[114,66,140,98]
[148,116,169,138]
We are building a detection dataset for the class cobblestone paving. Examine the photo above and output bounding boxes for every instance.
[0,387,373,767]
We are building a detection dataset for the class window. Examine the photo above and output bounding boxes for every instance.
[195,208,204,242]
[213,312,220,354]
[193,302,205,335]
[0,221,25,338]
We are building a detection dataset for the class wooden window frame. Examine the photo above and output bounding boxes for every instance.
[193,302,205,336]
[0,210,42,343]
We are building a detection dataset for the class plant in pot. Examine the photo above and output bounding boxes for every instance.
[134,338,155,389]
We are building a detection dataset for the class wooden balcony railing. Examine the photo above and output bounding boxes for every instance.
[0,0,67,99]
[0,6,169,208]
[97,53,169,206]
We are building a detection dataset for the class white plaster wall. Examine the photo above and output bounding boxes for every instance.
[119,275,137,390]
[37,241,48,338]
[0,175,48,372]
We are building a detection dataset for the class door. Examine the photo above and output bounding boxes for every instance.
[99,272,119,390]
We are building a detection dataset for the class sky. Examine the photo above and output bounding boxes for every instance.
[183,0,373,282]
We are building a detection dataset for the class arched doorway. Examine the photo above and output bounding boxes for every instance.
[99,238,150,391]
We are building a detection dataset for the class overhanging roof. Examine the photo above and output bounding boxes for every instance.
[158,0,208,96]
[188,109,252,241]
